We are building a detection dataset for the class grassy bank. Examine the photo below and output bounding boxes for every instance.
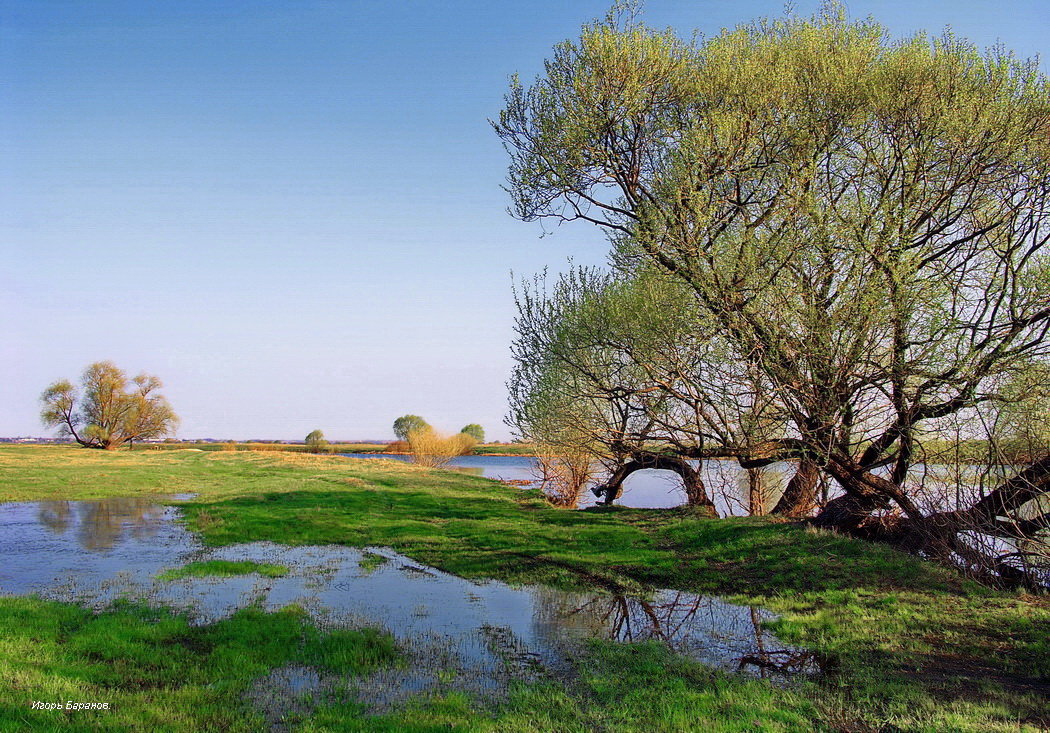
[1,445,1047,731]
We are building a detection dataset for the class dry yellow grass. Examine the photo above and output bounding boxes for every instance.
[406,429,476,468]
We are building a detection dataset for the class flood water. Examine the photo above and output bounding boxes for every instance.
[340,453,795,515]
[0,496,817,708]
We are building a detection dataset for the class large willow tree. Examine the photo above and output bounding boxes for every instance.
[511,267,731,511]
[496,4,1050,586]
[41,361,179,449]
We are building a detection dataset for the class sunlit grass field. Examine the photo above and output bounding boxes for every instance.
[1,445,1046,731]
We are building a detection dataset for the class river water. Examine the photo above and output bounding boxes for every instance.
[340,453,794,515]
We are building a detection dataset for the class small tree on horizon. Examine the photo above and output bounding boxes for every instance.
[393,414,430,442]
[305,429,328,453]
[460,424,485,443]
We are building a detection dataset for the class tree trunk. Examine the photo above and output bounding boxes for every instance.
[810,455,922,532]
[594,453,718,516]
[772,459,820,517]
[811,491,890,533]
[810,455,1049,590]
[747,467,765,516]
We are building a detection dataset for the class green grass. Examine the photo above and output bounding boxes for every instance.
[0,596,397,732]
[0,595,820,732]
[157,560,289,581]
[0,445,1047,731]
[357,551,389,574]
[301,641,822,732]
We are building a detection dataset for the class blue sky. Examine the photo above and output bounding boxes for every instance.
[2,0,1047,441]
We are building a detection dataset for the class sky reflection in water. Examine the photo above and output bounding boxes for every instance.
[0,496,818,704]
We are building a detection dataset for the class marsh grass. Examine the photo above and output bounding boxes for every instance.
[1,445,1048,730]
[358,552,390,574]
[158,560,289,581]
[302,640,825,732]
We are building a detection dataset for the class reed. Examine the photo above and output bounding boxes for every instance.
[407,429,476,468]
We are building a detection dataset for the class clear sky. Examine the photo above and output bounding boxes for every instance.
[2,1,1046,441]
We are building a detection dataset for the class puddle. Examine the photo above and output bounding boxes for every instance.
[0,496,199,604]
[247,665,327,731]
[0,497,819,710]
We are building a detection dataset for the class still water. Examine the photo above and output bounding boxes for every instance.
[0,496,817,708]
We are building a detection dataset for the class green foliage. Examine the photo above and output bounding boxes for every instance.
[460,424,485,443]
[392,415,431,442]
[39,361,178,449]
[305,429,329,453]
[38,380,76,433]
[497,2,1050,548]
[508,266,733,458]
[986,363,1050,461]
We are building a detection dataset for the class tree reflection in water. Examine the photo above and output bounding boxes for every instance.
[37,497,167,551]
[37,500,73,534]
[9,499,823,690]
[533,588,822,677]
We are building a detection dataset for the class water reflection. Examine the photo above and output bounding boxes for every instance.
[37,500,73,534]
[0,496,198,600]
[0,498,820,706]
[339,454,798,514]
[36,496,172,551]
[532,587,821,677]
